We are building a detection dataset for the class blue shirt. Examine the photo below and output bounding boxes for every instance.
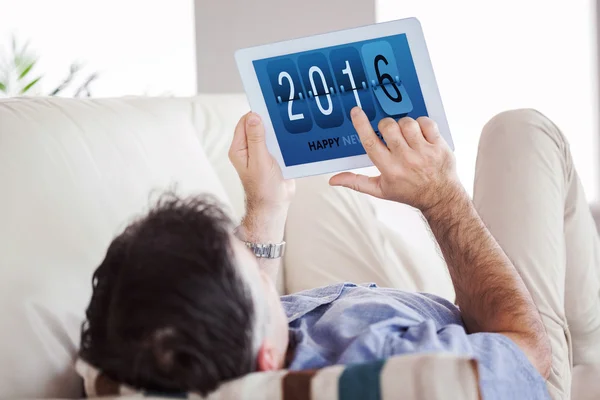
[281,283,549,400]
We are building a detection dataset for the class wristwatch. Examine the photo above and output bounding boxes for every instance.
[233,227,286,259]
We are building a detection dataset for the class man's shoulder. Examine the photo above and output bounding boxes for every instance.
[282,282,379,299]
[281,283,372,322]
[281,282,462,326]
[281,282,382,304]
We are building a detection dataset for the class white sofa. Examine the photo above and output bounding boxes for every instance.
[0,95,597,399]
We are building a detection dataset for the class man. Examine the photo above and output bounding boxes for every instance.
[79,108,600,400]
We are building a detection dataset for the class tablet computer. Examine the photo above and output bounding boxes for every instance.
[235,17,453,179]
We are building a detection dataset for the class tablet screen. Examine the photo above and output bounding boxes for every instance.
[252,33,427,167]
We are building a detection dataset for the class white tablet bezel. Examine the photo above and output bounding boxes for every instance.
[235,17,452,179]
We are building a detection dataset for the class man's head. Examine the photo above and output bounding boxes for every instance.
[79,194,289,395]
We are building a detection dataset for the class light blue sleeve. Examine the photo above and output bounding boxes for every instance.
[468,333,550,400]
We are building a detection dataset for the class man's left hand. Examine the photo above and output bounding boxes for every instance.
[229,112,295,242]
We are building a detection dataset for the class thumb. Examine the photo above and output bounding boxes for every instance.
[246,112,270,161]
[329,173,383,198]
[229,113,250,168]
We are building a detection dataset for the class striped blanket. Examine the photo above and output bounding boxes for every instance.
[76,353,480,399]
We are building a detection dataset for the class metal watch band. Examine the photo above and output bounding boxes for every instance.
[243,241,286,259]
[233,226,286,259]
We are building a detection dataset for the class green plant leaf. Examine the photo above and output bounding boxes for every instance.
[17,60,36,80]
[20,76,41,94]
[0,82,6,93]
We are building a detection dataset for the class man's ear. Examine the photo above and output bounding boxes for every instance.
[256,340,279,371]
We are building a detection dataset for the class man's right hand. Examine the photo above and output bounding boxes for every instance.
[329,107,463,213]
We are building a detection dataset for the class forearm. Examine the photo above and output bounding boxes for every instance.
[227,111,295,286]
[422,185,550,374]
[239,205,288,283]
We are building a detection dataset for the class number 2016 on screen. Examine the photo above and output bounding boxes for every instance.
[264,39,414,134]
[251,34,427,166]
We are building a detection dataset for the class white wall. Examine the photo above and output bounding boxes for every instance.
[3,0,596,201]
[377,0,599,200]
[194,0,376,92]
[0,0,196,97]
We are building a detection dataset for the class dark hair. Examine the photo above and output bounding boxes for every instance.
[79,194,258,395]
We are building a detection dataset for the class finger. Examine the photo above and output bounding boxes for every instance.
[350,107,390,165]
[229,112,250,167]
[378,117,409,153]
[245,112,270,162]
[329,172,383,198]
[398,117,426,150]
[416,117,441,144]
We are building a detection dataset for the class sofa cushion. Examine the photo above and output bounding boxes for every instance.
[0,97,231,398]
[75,354,480,400]
[284,174,455,299]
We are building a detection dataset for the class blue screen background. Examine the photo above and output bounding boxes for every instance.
[253,33,427,167]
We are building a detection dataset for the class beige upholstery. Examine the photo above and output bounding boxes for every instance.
[285,174,455,300]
